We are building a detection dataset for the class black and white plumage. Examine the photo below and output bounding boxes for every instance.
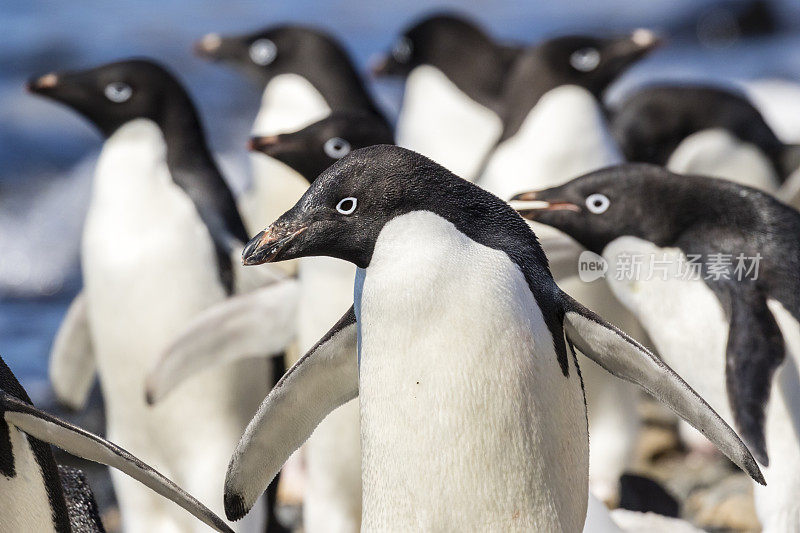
[28,60,275,533]
[0,356,233,533]
[372,13,521,181]
[611,84,800,192]
[513,164,800,531]
[225,146,762,530]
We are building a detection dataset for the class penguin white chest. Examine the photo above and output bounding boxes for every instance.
[82,119,223,403]
[245,74,332,233]
[396,65,502,182]
[354,211,587,532]
[601,237,733,422]
[479,85,623,200]
[0,424,56,532]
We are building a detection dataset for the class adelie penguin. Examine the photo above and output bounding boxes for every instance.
[513,164,800,531]
[224,145,762,531]
[475,30,660,502]
[477,29,661,199]
[195,25,384,240]
[372,13,521,181]
[27,60,279,533]
[0,355,233,532]
[610,84,800,194]
[150,111,394,533]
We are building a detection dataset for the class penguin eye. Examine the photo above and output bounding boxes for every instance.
[324,137,351,159]
[392,37,413,63]
[336,197,357,215]
[570,48,601,72]
[104,82,133,103]
[585,193,610,214]
[249,39,277,66]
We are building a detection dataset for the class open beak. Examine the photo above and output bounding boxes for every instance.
[509,191,580,220]
[26,73,59,94]
[242,226,307,266]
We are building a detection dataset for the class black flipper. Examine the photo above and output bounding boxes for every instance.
[58,466,105,533]
[1,394,234,533]
[725,292,785,466]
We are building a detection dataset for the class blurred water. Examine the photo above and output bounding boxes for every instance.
[1,0,800,391]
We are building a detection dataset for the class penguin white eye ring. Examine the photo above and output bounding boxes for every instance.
[570,48,601,72]
[392,37,412,63]
[585,193,610,214]
[104,82,132,103]
[336,197,357,215]
[249,39,277,66]
[324,137,351,159]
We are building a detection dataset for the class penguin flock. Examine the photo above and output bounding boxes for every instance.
[4,8,800,533]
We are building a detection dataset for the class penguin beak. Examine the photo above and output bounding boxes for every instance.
[612,28,663,62]
[509,191,580,220]
[369,54,390,77]
[194,33,234,60]
[26,73,59,94]
[247,135,286,156]
[242,225,308,266]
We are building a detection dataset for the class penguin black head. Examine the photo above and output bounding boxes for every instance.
[242,145,543,270]
[511,164,706,254]
[371,13,509,78]
[248,111,394,184]
[525,29,662,99]
[27,59,195,138]
[195,25,352,86]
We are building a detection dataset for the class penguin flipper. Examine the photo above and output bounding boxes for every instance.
[725,294,785,466]
[224,306,358,522]
[145,278,299,404]
[560,291,765,486]
[49,291,96,411]
[0,395,234,533]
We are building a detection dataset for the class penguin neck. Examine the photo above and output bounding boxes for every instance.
[155,94,219,179]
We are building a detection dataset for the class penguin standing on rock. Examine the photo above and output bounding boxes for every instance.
[195,26,384,236]
[513,164,800,531]
[224,145,762,531]
[0,355,233,533]
[372,13,520,181]
[28,60,274,533]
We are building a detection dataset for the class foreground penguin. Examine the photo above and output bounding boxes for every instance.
[28,60,273,532]
[372,13,520,180]
[224,145,762,531]
[610,84,800,192]
[0,356,233,532]
[196,25,384,236]
[513,164,800,531]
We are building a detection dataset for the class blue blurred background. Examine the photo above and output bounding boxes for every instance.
[3,0,800,395]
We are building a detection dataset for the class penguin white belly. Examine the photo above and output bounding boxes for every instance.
[667,129,779,192]
[478,85,623,201]
[0,426,55,532]
[603,237,800,530]
[298,256,362,533]
[244,74,332,233]
[757,300,800,532]
[602,237,733,426]
[82,119,267,532]
[396,65,502,182]
[355,211,587,531]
